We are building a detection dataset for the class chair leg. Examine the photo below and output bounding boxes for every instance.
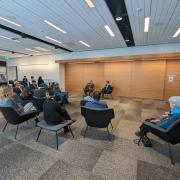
[84,126,88,138]
[168,143,174,165]
[56,131,59,150]
[36,128,42,142]
[107,127,111,141]
[14,125,19,139]
[68,126,74,138]
[110,121,113,129]
[2,122,8,132]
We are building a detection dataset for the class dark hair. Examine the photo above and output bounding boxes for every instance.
[38,76,42,81]
[93,91,101,101]
[48,89,55,97]
[106,80,109,83]
[32,80,36,83]
[31,76,34,79]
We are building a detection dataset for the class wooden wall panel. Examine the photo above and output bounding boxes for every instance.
[131,60,166,99]
[65,63,104,93]
[164,60,180,100]
[104,62,132,97]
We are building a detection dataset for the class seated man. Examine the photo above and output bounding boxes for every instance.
[30,80,38,90]
[101,80,112,97]
[13,81,23,95]
[43,90,71,132]
[84,91,108,109]
[84,80,95,96]
[53,83,69,104]
[136,106,180,137]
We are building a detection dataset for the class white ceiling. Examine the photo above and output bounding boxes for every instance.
[0,0,179,59]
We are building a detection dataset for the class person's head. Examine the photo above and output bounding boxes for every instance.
[24,76,26,78]
[106,80,109,84]
[14,81,21,87]
[32,80,36,85]
[38,76,42,81]
[48,89,55,98]
[31,76,34,80]
[93,91,101,101]
[89,80,93,84]
[0,86,13,100]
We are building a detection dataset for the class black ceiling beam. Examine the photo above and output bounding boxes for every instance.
[0,24,72,52]
[105,0,135,47]
[0,48,31,56]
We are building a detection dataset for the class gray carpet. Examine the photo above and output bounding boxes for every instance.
[0,95,179,180]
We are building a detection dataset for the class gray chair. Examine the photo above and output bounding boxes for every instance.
[138,120,180,165]
[81,106,115,140]
[36,120,74,150]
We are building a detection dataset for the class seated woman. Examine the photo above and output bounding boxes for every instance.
[21,87,33,100]
[136,104,180,137]
[83,91,108,109]
[53,83,69,104]
[0,86,37,115]
[84,80,95,96]
[38,76,47,88]
[101,80,112,97]
[43,90,71,132]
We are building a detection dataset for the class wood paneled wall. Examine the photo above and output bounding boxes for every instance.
[65,59,180,100]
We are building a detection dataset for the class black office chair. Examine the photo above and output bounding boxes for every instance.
[0,106,37,139]
[33,97,46,113]
[81,106,115,140]
[138,120,180,165]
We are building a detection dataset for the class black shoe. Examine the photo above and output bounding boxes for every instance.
[34,118,39,123]
[135,131,141,137]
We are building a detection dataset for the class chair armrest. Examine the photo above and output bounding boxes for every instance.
[143,121,167,133]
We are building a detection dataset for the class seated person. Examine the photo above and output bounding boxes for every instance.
[13,81,24,95]
[101,80,112,97]
[0,86,37,115]
[38,76,47,88]
[136,105,180,137]
[84,91,108,109]
[43,90,71,132]
[21,87,33,100]
[22,76,28,87]
[33,89,46,98]
[53,83,69,104]
[84,80,95,96]
[30,80,38,90]
[169,96,180,108]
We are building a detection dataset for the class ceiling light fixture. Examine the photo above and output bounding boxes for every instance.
[44,20,66,34]
[104,25,115,37]
[85,0,95,8]
[79,40,90,47]
[25,48,40,53]
[173,27,180,38]
[34,47,50,51]
[0,17,22,27]
[116,16,122,21]
[125,39,130,42]
[45,36,62,44]
[144,17,150,32]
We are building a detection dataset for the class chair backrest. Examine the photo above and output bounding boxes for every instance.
[167,120,180,144]
[33,97,46,112]
[81,106,115,128]
[0,106,20,125]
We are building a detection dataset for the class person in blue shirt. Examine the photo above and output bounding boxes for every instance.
[84,91,108,109]
[136,106,180,137]
[53,83,69,104]
[0,86,13,107]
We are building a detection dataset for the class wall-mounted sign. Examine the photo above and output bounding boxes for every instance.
[168,74,175,82]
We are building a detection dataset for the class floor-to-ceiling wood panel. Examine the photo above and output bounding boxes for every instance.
[104,62,132,97]
[164,60,180,100]
[131,60,166,99]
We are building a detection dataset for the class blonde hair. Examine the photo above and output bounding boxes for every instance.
[0,86,13,100]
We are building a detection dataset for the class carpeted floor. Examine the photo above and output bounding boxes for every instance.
[0,95,179,180]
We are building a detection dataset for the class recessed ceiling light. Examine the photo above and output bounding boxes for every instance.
[79,40,90,47]
[116,17,122,21]
[34,47,50,51]
[44,20,67,34]
[25,48,40,53]
[45,36,62,44]
[173,27,180,38]
[0,35,20,42]
[85,0,95,8]
[125,39,130,42]
[0,16,22,27]
[144,17,150,32]
[104,25,115,37]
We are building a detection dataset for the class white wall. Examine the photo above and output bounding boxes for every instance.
[7,54,61,84]
[55,43,180,61]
